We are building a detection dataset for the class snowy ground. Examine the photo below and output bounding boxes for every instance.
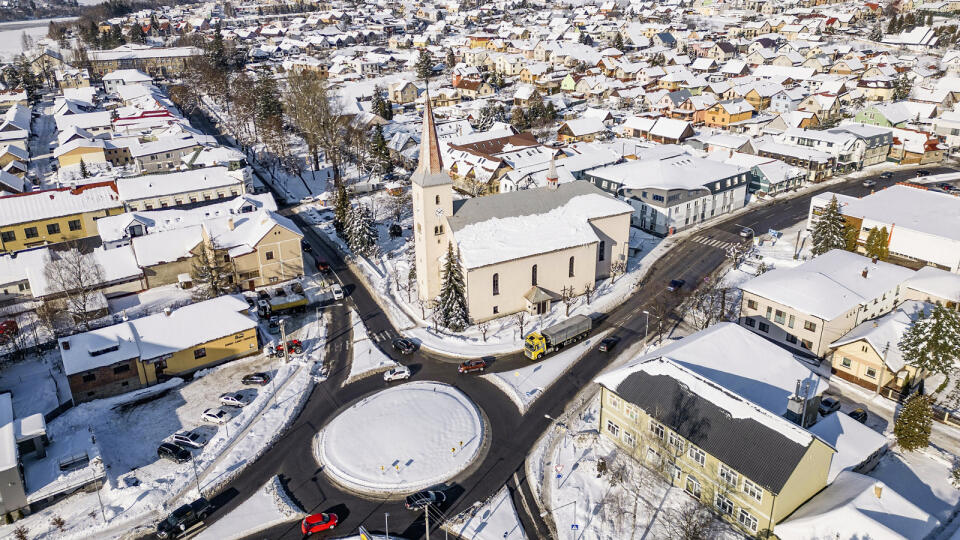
[721,219,811,292]
[106,284,194,320]
[444,486,527,540]
[345,308,398,385]
[482,330,611,414]
[0,351,70,418]
[0,18,74,61]
[316,381,485,495]
[539,396,746,540]
[196,476,306,540]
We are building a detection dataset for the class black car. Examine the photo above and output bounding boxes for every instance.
[392,337,416,354]
[405,490,446,510]
[301,239,313,252]
[157,442,191,464]
[599,336,620,352]
[667,279,686,292]
[156,498,213,539]
[879,171,894,179]
[848,408,868,424]
[818,396,841,417]
[242,372,271,385]
[916,169,931,177]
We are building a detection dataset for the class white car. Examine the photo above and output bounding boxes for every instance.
[219,392,247,408]
[383,365,412,382]
[172,429,207,449]
[201,408,229,424]
[331,284,344,301]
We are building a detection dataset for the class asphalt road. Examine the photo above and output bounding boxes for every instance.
[162,164,958,540]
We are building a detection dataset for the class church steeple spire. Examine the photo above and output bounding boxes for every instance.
[411,90,451,187]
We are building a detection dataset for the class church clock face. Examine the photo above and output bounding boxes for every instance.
[435,207,444,217]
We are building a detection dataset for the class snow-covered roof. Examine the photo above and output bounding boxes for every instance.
[59,295,255,375]
[829,185,960,243]
[903,266,960,304]
[741,250,915,321]
[808,412,888,483]
[0,393,15,472]
[588,152,746,191]
[830,300,932,373]
[0,182,121,228]
[116,167,243,201]
[26,245,142,298]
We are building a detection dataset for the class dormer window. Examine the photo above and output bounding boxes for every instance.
[129,224,145,237]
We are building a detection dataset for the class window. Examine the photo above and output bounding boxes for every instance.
[568,256,575,277]
[606,420,620,437]
[804,320,817,332]
[82,373,96,383]
[194,348,207,359]
[68,219,82,231]
[0,231,14,242]
[738,509,758,532]
[774,310,785,324]
[622,430,635,447]
[801,339,813,350]
[865,367,878,379]
[646,447,662,466]
[627,406,638,422]
[744,317,756,327]
[743,479,763,502]
[765,306,773,319]
[435,194,441,204]
[719,464,739,487]
[493,306,499,314]
[841,357,852,368]
[668,432,684,453]
[685,475,702,499]
[598,241,605,261]
[788,314,795,328]
[113,364,131,375]
[746,299,758,310]
[24,227,38,239]
[649,420,664,440]
[758,322,769,333]
[609,395,620,410]
[715,493,734,515]
[492,273,499,296]
[266,251,275,260]
[786,334,798,344]
[531,264,538,286]
[433,225,444,235]
[688,445,705,466]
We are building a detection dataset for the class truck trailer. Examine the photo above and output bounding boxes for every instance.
[257,293,308,317]
[523,315,592,360]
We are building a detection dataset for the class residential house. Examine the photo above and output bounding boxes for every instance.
[704,99,755,128]
[557,118,607,142]
[116,166,248,211]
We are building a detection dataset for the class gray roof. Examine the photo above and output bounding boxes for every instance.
[611,369,811,494]
[447,181,618,232]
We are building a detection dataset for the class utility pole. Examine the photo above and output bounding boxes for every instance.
[279,318,288,363]
[191,452,202,497]
[385,512,390,540]
[425,505,430,540]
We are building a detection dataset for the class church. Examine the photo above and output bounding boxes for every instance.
[412,96,633,323]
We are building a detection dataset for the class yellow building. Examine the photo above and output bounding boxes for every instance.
[0,182,124,254]
[53,139,109,168]
[597,355,835,537]
[60,295,259,402]
[87,44,203,78]
[705,99,755,128]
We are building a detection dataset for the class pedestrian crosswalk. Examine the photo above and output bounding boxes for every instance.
[369,330,395,343]
[691,236,739,250]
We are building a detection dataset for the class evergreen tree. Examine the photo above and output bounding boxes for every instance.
[79,158,89,178]
[415,48,433,85]
[129,23,146,44]
[864,226,890,260]
[899,304,960,388]
[254,69,283,133]
[511,106,529,130]
[894,393,933,452]
[475,102,504,130]
[371,86,393,120]
[190,242,234,300]
[870,21,884,41]
[926,13,934,26]
[346,204,378,257]
[810,195,848,256]
[333,181,350,236]
[437,242,469,332]
[893,73,912,101]
[845,222,860,252]
[445,50,456,70]
[613,32,625,50]
[370,124,394,177]
[209,21,228,71]
[887,16,897,34]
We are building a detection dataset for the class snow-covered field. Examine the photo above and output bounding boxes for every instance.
[345,308,398,384]
[0,18,74,61]
[196,476,306,540]
[445,486,527,540]
[483,330,611,413]
[316,381,485,495]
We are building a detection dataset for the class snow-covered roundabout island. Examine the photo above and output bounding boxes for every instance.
[315,381,486,495]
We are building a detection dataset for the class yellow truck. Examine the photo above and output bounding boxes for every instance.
[523,315,592,360]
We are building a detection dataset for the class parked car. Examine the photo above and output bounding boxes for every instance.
[243,296,256,309]
[667,279,686,292]
[157,442,191,463]
[405,490,446,510]
[172,430,207,449]
[862,179,876,187]
[818,396,841,417]
[879,172,894,179]
[257,290,271,301]
[201,408,229,424]
[241,372,271,386]
[331,283,344,300]
[599,336,620,352]
[384,365,412,382]
[267,319,281,334]
[739,227,753,238]
[301,239,313,252]
[156,498,213,539]
[0,320,18,344]
[916,169,931,177]
[392,337,416,354]
[316,260,331,274]
[458,359,488,374]
[301,512,338,535]
[219,392,247,408]
[848,408,868,424]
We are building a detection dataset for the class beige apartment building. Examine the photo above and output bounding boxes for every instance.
[117,166,248,211]
[738,250,914,357]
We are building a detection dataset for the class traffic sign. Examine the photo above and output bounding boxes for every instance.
[571,524,579,530]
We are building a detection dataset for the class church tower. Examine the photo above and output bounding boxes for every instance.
[411,93,454,302]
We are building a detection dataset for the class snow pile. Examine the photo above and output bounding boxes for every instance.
[316,381,485,494]
[195,476,305,540]
[345,309,398,384]
[483,331,609,413]
[445,486,527,540]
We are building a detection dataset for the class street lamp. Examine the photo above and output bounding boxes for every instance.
[190,452,202,497]
[642,310,650,346]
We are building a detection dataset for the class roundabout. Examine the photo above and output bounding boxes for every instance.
[315,380,486,496]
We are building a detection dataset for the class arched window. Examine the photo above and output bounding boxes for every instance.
[569,256,575,277]
[531,264,538,286]
[435,194,441,205]
[492,273,499,296]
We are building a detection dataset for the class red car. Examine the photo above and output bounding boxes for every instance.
[458,359,488,374]
[316,260,331,274]
[0,320,18,344]
[301,512,338,535]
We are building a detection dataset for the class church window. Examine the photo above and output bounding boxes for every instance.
[569,256,575,277]
[531,265,538,286]
[435,194,440,205]
[492,273,499,296]
[598,241,606,261]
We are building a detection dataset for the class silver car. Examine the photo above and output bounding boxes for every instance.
[173,429,207,449]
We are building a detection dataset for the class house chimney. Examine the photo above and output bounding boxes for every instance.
[61,339,70,350]
[873,483,883,499]
[228,217,235,231]
[862,267,869,278]
[164,307,172,317]
[545,156,559,190]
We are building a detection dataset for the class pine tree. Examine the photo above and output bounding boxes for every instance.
[613,32,625,50]
[79,158,89,178]
[893,73,912,101]
[894,393,933,451]
[887,16,897,34]
[810,195,848,256]
[899,304,960,388]
[869,21,884,41]
[346,204,378,257]
[415,48,433,85]
[437,242,469,332]
[333,182,350,236]
[190,243,234,300]
[371,125,394,177]
[209,21,228,71]
[371,86,393,120]
[445,50,456,70]
[864,226,890,260]
[511,107,529,130]
[129,23,146,44]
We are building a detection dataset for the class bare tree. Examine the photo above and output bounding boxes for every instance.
[51,515,66,532]
[513,310,528,338]
[283,71,349,185]
[610,260,627,283]
[686,279,733,331]
[415,297,429,320]
[583,282,595,305]
[190,242,234,301]
[43,246,106,330]
[477,320,490,342]
[561,286,577,317]
[13,525,28,540]
[660,501,723,540]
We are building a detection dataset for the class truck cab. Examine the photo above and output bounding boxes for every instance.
[524,333,547,360]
